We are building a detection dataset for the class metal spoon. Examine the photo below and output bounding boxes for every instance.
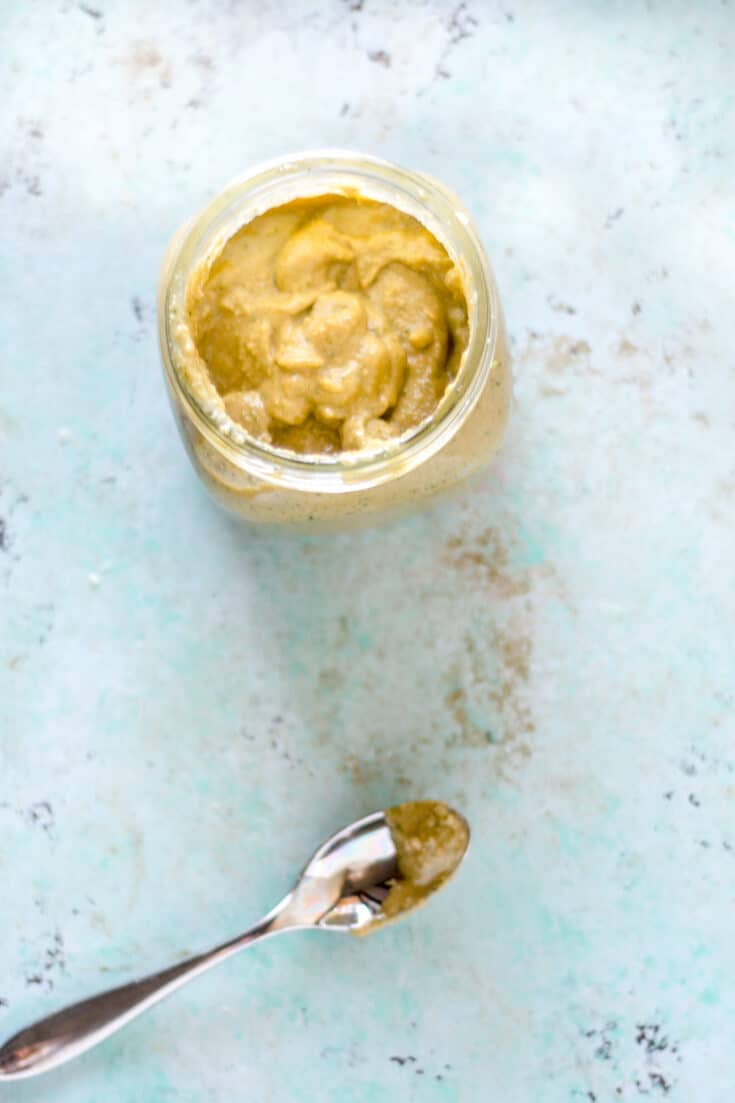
[0,800,469,1081]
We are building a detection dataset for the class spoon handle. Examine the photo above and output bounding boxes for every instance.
[0,908,289,1081]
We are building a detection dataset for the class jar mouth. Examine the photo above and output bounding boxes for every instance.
[159,150,500,493]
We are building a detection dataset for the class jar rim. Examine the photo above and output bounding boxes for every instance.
[158,149,500,494]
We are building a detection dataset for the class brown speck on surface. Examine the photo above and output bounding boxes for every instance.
[318,667,344,691]
[128,41,163,71]
[119,40,173,95]
[368,49,391,67]
[341,752,411,790]
[617,338,639,357]
[438,522,576,772]
[519,334,595,379]
[444,625,535,768]
[443,527,574,610]
[569,340,591,356]
[443,527,530,599]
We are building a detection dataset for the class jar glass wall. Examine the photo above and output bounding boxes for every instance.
[158,151,511,528]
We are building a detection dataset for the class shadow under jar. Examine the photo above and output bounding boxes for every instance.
[158,151,511,529]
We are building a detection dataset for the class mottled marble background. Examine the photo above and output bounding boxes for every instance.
[1,2,733,1101]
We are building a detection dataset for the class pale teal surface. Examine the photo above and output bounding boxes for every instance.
[1,2,734,1100]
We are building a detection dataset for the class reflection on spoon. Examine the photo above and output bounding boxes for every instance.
[0,800,470,1081]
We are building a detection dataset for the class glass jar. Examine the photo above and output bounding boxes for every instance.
[157,151,510,528]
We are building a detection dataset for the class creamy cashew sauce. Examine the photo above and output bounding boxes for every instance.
[185,195,470,455]
[356,800,469,934]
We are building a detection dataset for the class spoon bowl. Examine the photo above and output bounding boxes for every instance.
[291,810,399,932]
